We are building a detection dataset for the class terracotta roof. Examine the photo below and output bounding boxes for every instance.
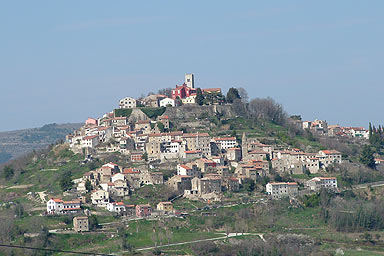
[269,182,298,185]
[185,150,202,154]
[320,150,341,155]
[214,137,236,141]
[62,207,81,211]
[183,133,210,138]
[123,168,141,174]
[136,120,150,124]
[202,88,221,92]
[249,150,267,154]
[159,201,172,205]
[179,164,192,170]
[83,135,98,140]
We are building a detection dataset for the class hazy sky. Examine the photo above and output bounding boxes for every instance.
[1,1,383,131]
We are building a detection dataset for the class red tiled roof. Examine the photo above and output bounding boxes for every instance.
[185,150,202,154]
[320,150,341,155]
[214,137,236,141]
[179,164,192,170]
[83,135,99,140]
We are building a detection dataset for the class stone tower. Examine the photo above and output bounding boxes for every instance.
[185,73,194,88]
[241,132,248,161]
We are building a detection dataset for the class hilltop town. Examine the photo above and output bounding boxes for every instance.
[1,74,383,255]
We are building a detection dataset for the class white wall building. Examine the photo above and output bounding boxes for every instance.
[306,177,338,191]
[46,199,81,215]
[185,73,195,88]
[91,190,110,207]
[213,137,238,150]
[119,97,137,109]
[266,182,298,199]
[159,98,175,107]
[107,202,126,213]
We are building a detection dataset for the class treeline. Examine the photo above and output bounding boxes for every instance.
[369,123,384,152]
[308,189,384,232]
[327,198,384,232]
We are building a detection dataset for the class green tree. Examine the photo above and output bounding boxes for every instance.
[242,178,255,192]
[196,88,204,105]
[89,215,99,231]
[60,170,73,191]
[359,145,376,169]
[157,122,165,132]
[142,152,148,162]
[226,88,241,103]
[85,179,92,192]
[2,165,14,179]
[175,96,183,106]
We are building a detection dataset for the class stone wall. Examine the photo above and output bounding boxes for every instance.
[163,104,237,120]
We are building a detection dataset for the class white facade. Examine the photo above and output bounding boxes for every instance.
[91,190,110,207]
[159,98,175,107]
[111,173,126,183]
[213,137,238,150]
[107,202,126,212]
[266,182,298,199]
[306,177,337,191]
[46,199,81,215]
[185,73,195,88]
[119,97,137,109]
[177,164,200,178]
[81,135,99,148]
[182,95,196,104]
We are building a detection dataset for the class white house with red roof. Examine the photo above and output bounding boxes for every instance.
[107,202,126,213]
[317,150,342,167]
[81,135,99,148]
[46,198,81,215]
[177,164,201,178]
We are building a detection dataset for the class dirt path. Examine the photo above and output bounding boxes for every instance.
[37,191,47,203]
[7,184,33,189]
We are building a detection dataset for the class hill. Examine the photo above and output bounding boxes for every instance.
[0,123,82,164]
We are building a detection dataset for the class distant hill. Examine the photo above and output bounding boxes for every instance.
[0,123,82,164]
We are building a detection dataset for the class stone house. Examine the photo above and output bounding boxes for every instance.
[166,175,192,194]
[157,202,173,213]
[194,158,216,173]
[183,150,203,161]
[226,147,241,162]
[136,204,152,217]
[140,172,164,185]
[191,175,221,195]
[73,216,89,232]
[182,133,211,157]
[223,177,240,192]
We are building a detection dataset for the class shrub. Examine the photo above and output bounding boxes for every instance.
[140,107,166,119]
[114,108,133,118]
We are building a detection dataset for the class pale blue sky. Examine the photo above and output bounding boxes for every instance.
[1,1,383,131]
